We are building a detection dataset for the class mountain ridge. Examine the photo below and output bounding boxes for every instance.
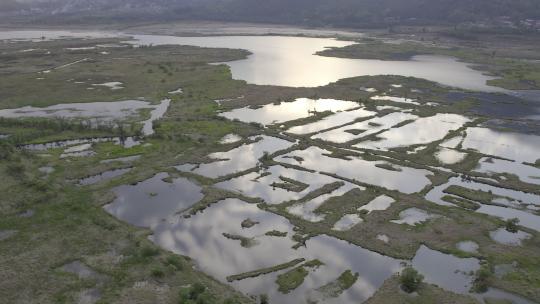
[2,0,540,28]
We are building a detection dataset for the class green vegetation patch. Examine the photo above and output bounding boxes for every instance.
[471,264,493,293]
[375,162,402,172]
[484,298,513,304]
[318,39,540,90]
[400,267,424,293]
[443,185,495,204]
[441,195,481,210]
[365,275,480,304]
[270,176,309,192]
[316,270,359,298]
[227,258,305,282]
[0,142,250,304]
[276,266,308,294]
[241,218,259,229]
[265,230,288,237]
[276,259,324,294]
[222,233,259,248]
[179,282,241,304]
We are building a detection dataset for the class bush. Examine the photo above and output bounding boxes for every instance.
[26,179,51,192]
[472,264,492,293]
[179,283,209,304]
[151,268,165,278]
[261,151,271,161]
[400,267,424,293]
[505,218,520,233]
[6,162,25,179]
[0,142,14,160]
[190,283,206,297]
[140,246,160,258]
[165,255,184,271]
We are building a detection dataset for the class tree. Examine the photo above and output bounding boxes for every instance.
[259,294,269,304]
[505,218,520,233]
[472,264,492,293]
[400,267,424,293]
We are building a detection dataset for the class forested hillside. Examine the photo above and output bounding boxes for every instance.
[3,0,540,28]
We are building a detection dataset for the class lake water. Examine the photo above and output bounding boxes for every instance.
[141,99,170,136]
[435,147,468,165]
[390,208,439,226]
[215,165,358,205]
[425,177,540,231]
[332,214,364,231]
[78,168,132,186]
[178,135,294,178]
[474,157,540,185]
[0,100,155,122]
[354,113,470,150]
[490,228,532,246]
[461,128,540,164]
[412,245,479,294]
[219,98,360,126]
[219,133,242,144]
[104,173,204,228]
[456,241,479,253]
[358,195,396,214]
[128,35,503,91]
[151,198,404,303]
[313,112,418,144]
[287,182,360,222]
[287,108,376,135]
[277,146,433,194]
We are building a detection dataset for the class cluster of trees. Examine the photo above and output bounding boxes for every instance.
[4,0,540,28]
[198,0,540,28]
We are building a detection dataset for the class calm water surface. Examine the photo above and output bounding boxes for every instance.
[151,198,403,303]
[129,34,503,91]
[277,146,433,194]
[105,173,203,228]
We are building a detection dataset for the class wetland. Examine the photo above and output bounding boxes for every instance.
[0,26,539,304]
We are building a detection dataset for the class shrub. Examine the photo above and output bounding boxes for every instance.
[472,264,492,293]
[190,283,206,298]
[151,268,165,278]
[359,209,369,215]
[140,246,160,258]
[505,218,520,233]
[261,151,271,161]
[6,162,25,179]
[179,283,209,304]
[0,142,14,160]
[399,267,424,293]
[165,255,184,271]
[27,179,51,192]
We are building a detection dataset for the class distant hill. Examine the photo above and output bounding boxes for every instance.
[201,0,540,28]
[3,0,540,28]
